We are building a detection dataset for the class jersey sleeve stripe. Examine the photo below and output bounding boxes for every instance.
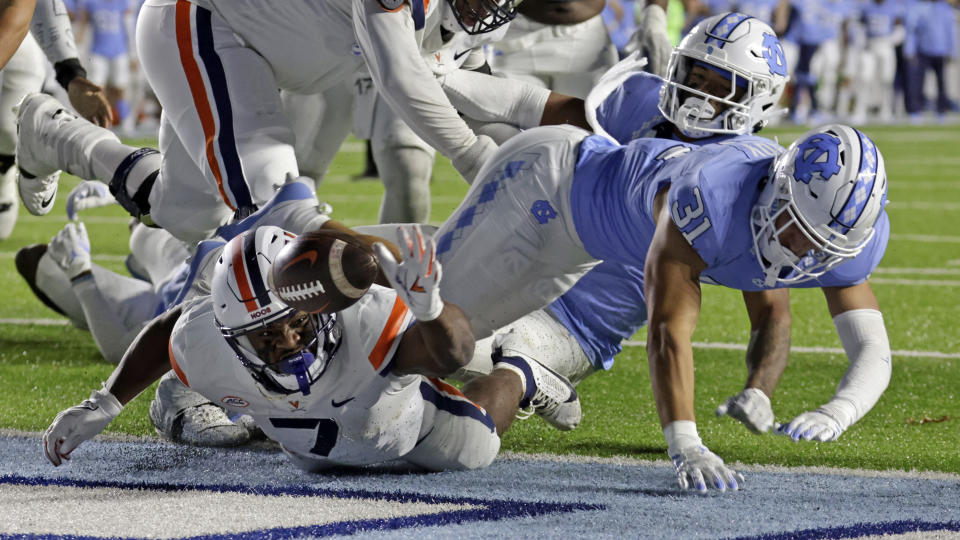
[368,296,410,371]
[168,339,190,387]
[420,379,496,433]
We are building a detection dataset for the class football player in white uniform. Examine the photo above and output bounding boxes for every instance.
[0,0,111,238]
[17,0,516,244]
[42,224,580,471]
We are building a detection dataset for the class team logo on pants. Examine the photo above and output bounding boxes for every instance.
[531,200,558,224]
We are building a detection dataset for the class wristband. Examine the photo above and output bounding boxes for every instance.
[55,58,87,90]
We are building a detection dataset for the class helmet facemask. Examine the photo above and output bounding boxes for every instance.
[219,311,341,397]
[751,126,886,287]
[442,0,520,35]
[659,12,788,139]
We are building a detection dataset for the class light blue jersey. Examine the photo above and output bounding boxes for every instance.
[556,129,888,369]
[862,0,900,40]
[732,0,779,24]
[79,0,129,58]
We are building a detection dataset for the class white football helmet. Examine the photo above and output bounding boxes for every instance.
[751,124,888,287]
[441,0,520,35]
[211,226,341,396]
[659,12,788,138]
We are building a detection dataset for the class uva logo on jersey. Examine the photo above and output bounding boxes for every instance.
[794,133,842,184]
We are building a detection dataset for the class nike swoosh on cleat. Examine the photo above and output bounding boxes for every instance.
[331,397,355,408]
[453,50,470,61]
[41,193,55,208]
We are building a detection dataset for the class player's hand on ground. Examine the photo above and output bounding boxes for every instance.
[43,388,123,466]
[451,134,497,184]
[625,3,671,77]
[777,409,845,442]
[48,222,92,279]
[66,180,117,220]
[716,388,775,434]
[373,224,443,322]
[67,77,113,127]
[671,445,744,493]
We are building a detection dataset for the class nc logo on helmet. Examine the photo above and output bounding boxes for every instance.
[794,133,842,184]
[761,33,786,76]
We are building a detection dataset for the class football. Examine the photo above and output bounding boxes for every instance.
[269,229,379,314]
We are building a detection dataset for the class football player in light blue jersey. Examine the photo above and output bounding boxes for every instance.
[434,120,890,493]
[442,12,797,440]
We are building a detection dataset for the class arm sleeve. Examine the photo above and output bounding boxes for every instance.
[819,308,892,430]
[352,0,478,159]
[30,0,79,64]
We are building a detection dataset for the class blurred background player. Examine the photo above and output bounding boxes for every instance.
[904,0,957,122]
[75,0,135,127]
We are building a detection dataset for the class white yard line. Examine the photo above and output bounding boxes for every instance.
[619,340,960,359]
[870,277,960,286]
[887,201,960,211]
[874,267,960,275]
[891,233,960,243]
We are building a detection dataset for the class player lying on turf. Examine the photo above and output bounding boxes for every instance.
[430,121,892,492]
[43,223,579,471]
[443,12,799,435]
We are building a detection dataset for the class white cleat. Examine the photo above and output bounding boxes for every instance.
[15,94,71,215]
[149,371,251,447]
[496,355,582,431]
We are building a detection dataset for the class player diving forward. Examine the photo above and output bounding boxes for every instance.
[446,12,800,435]
[430,119,891,492]
[42,223,579,471]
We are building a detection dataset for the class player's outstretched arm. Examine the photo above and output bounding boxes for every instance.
[716,289,791,434]
[778,282,891,442]
[0,0,35,69]
[645,193,741,492]
[43,306,183,466]
[374,225,475,378]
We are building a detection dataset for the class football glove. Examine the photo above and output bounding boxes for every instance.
[777,408,846,442]
[716,388,775,434]
[43,387,123,466]
[374,224,443,322]
[624,3,671,77]
[451,134,498,185]
[48,221,92,279]
[66,180,117,221]
[671,444,744,493]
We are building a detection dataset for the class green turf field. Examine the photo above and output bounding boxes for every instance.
[1,125,958,474]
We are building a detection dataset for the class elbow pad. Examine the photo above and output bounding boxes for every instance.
[821,309,892,429]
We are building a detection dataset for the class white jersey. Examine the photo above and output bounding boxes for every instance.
[169,283,499,469]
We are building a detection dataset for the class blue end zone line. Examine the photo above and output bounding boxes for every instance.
[728,519,960,540]
[0,474,602,539]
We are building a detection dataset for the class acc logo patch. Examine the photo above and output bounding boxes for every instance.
[794,133,842,184]
[221,396,250,408]
[377,0,405,10]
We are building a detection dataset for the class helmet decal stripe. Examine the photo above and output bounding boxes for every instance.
[830,132,879,234]
[704,12,752,48]
[242,231,272,309]
[230,239,259,313]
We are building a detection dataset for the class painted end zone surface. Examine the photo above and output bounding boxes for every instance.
[1,434,958,539]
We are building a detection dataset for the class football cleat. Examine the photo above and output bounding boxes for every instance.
[15,93,118,216]
[14,244,68,316]
[495,355,582,431]
[150,372,251,447]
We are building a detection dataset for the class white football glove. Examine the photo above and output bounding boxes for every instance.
[716,388,775,434]
[777,408,846,442]
[43,388,123,466]
[373,224,443,322]
[66,180,117,221]
[451,134,498,185]
[624,3,672,77]
[47,221,92,279]
[671,445,744,493]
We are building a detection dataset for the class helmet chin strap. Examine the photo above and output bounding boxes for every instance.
[276,351,318,396]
